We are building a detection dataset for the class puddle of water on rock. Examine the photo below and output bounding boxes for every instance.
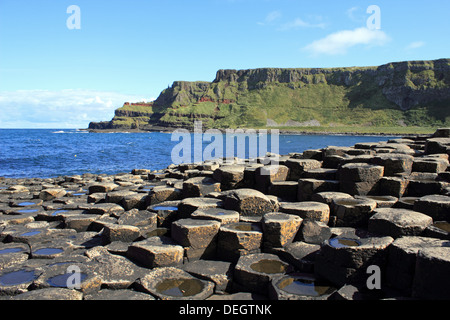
[250,259,286,274]
[231,223,258,232]
[51,210,69,216]
[33,248,64,255]
[46,272,88,288]
[0,248,24,254]
[433,222,450,233]
[16,209,39,214]
[152,206,178,211]
[334,199,360,206]
[19,230,42,237]
[17,202,36,207]
[329,237,361,248]
[400,198,417,205]
[156,278,204,297]
[72,193,86,196]
[0,270,37,286]
[278,276,335,297]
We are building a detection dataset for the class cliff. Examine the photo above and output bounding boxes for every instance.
[89,59,450,132]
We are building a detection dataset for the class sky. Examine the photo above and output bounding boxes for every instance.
[0,0,449,128]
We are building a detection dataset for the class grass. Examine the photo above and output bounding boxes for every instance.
[100,59,450,134]
[257,125,436,135]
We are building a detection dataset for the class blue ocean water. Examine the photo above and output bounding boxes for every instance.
[0,129,399,179]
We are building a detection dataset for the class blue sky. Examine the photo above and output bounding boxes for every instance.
[0,0,449,128]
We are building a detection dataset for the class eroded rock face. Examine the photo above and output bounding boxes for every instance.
[0,128,449,300]
[89,60,450,131]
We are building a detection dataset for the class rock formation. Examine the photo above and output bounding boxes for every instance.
[89,59,450,131]
[1,128,449,300]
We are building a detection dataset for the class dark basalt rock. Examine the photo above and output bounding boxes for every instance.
[0,128,449,300]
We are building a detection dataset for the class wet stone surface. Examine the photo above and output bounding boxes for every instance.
[0,128,449,300]
[269,273,337,300]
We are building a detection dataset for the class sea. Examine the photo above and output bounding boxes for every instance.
[0,129,400,179]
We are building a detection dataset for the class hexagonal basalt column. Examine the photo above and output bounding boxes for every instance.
[378,176,409,198]
[414,194,450,222]
[171,218,221,261]
[386,236,448,296]
[262,212,302,249]
[33,263,102,295]
[148,201,180,228]
[285,159,322,181]
[315,236,394,287]
[233,253,290,295]
[182,260,234,293]
[148,186,181,205]
[356,195,398,208]
[412,246,450,300]
[371,154,414,176]
[332,197,377,227]
[222,188,275,217]
[311,191,353,207]
[101,223,141,245]
[0,266,42,295]
[279,201,330,224]
[298,220,332,245]
[212,165,246,191]
[268,181,298,202]
[368,208,433,238]
[126,237,184,268]
[217,222,263,262]
[339,163,384,196]
[0,243,29,269]
[30,240,71,259]
[254,165,289,193]
[182,176,221,198]
[178,197,223,219]
[135,267,214,300]
[298,179,339,201]
[190,207,240,225]
[275,241,320,273]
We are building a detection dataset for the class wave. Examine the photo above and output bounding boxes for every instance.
[52,130,88,134]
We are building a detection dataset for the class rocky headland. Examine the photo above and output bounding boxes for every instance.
[88,59,450,133]
[0,128,449,300]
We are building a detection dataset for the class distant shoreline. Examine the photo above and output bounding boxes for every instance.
[84,126,430,138]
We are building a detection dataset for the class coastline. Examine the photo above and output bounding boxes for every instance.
[84,126,431,137]
[0,128,449,301]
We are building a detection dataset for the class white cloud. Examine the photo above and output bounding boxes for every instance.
[258,10,282,25]
[406,41,425,50]
[279,18,326,30]
[0,89,154,129]
[303,27,390,56]
[346,6,365,23]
